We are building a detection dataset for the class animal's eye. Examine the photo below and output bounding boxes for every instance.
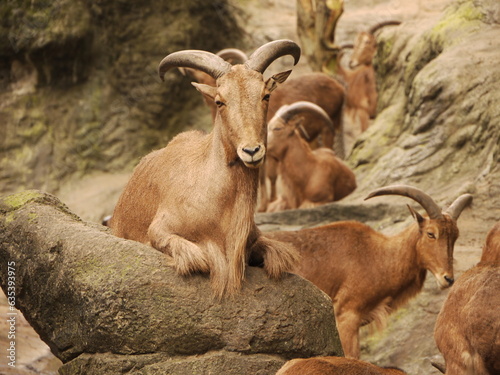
[272,127,283,132]
[427,232,436,239]
[215,100,225,108]
[263,94,270,102]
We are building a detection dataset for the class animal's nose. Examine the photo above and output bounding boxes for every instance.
[444,276,454,286]
[242,145,261,157]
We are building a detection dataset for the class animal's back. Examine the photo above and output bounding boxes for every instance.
[481,222,500,264]
[312,148,356,200]
[266,221,381,297]
[435,264,500,374]
[268,72,345,123]
[276,356,406,374]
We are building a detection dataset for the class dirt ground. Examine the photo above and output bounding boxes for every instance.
[0,0,497,374]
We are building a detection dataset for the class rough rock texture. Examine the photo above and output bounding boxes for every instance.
[0,190,343,375]
[0,0,243,195]
[348,0,500,211]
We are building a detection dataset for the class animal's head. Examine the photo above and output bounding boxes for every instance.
[158,40,300,168]
[365,185,472,289]
[267,101,333,160]
[349,21,401,69]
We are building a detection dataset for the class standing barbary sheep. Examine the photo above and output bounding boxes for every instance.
[265,185,472,358]
[337,21,401,153]
[433,221,500,375]
[276,356,407,375]
[265,101,356,212]
[110,40,301,298]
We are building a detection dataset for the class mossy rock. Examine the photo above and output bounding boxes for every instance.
[0,190,343,374]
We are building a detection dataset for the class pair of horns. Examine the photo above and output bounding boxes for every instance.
[365,185,473,221]
[158,39,300,81]
[275,101,334,134]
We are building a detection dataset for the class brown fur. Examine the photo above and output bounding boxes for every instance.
[434,221,500,375]
[481,221,500,264]
[337,32,378,152]
[257,72,346,212]
[266,200,466,358]
[266,113,356,212]
[336,22,400,152]
[276,356,406,375]
[267,72,345,153]
[110,62,300,299]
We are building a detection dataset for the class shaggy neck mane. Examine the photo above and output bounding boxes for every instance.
[280,135,315,187]
[387,223,428,311]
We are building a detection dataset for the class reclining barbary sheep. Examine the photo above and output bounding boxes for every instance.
[265,101,356,212]
[266,185,472,358]
[109,40,301,298]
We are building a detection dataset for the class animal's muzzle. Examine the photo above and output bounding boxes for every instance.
[238,144,266,168]
[242,145,261,157]
[444,275,454,286]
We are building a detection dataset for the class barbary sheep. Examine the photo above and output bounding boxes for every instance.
[257,72,346,211]
[109,40,301,298]
[433,221,500,375]
[276,356,407,375]
[265,185,472,358]
[336,21,401,153]
[265,101,356,212]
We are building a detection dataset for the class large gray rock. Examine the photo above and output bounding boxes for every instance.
[0,190,342,375]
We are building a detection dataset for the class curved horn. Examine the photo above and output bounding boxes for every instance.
[368,20,401,35]
[245,39,301,74]
[444,193,473,221]
[365,185,443,220]
[216,48,248,64]
[158,50,232,81]
[276,101,334,132]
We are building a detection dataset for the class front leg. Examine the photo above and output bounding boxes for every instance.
[335,310,362,359]
[148,214,210,276]
[248,226,300,278]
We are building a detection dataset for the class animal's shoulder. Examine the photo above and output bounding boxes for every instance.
[167,129,208,147]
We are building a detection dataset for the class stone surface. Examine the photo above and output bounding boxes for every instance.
[0,190,342,374]
[0,0,243,195]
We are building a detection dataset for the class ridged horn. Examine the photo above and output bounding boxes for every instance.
[444,194,473,221]
[368,20,401,35]
[216,48,248,64]
[158,50,232,81]
[365,185,443,220]
[276,101,334,132]
[245,39,301,74]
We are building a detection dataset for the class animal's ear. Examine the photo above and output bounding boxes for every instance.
[266,70,292,92]
[192,82,217,100]
[408,204,424,225]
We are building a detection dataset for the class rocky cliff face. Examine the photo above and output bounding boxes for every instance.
[0,0,242,194]
[348,0,500,211]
